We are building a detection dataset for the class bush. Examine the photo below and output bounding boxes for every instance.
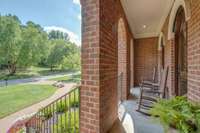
[52,110,79,133]
[42,110,53,120]
[150,96,200,133]
[56,102,68,113]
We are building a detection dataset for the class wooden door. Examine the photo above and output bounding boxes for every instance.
[174,7,187,96]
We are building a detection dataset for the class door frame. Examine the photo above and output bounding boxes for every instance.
[174,6,187,96]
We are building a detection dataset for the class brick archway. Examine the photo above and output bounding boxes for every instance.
[168,0,191,40]
[173,6,187,96]
[118,18,128,100]
[166,0,191,97]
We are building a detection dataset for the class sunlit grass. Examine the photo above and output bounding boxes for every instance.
[0,84,56,118]
[49,73,81,83]
[0,66,78,80]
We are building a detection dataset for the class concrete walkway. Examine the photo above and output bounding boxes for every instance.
[109,87,164,133]
[0,82,76,133]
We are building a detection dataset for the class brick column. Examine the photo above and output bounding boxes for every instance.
[80,0,100,132]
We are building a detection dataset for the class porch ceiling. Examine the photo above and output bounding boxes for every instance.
[121,0,174,39]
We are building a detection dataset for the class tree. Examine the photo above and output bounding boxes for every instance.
[48,30,69,41]
[61,42,81,70]
[17,21,49,67]
[47,40,69,71]
[0,15,22,74]
[0,14,81,75]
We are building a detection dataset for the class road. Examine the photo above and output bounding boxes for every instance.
[0,72,80,87]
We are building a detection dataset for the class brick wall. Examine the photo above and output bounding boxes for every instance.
[159,0,200,101]
[81,0,133,132]
[134,37,158,85]
[99,0,132,132]
[118,19,130,100]
[187,0,200,102]
[81,0,100,132]
[160,15,176,96]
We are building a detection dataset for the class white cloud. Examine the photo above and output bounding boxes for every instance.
[44,26,81,46]
[73,0,80,5]
[78,14,81,20]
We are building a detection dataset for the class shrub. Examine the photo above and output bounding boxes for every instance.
[42,110,53,120]
[56,102,68,113]
[150,96,200,133]
[52,110,79,133]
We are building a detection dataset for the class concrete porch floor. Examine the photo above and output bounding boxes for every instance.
[109,88,164,133]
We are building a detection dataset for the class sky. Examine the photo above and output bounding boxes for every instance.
[0,0,81,45]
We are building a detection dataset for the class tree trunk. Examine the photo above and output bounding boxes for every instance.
[8,63,17,75]
[50,65,53,71]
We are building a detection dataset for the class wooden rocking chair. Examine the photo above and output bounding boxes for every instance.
[137,66,169,115]
[141,67,158,89]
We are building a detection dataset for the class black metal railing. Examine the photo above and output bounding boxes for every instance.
[118,72,123,103]
[26,86,80,133]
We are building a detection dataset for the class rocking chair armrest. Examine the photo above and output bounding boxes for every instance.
[142,80,154,85]
[141,87,163,95]
[151,83,159,87]
[140,82,159,89]
[140,95,158,102]
[142,88,162,95]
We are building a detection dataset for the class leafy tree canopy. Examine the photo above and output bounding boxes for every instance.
[48,30,69,41]
[0,14,80,74]
[0,14,22,74]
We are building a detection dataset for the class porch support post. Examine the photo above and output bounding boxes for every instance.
[80,0,100,133]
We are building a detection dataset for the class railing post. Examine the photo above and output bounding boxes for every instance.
[25,123,29,133]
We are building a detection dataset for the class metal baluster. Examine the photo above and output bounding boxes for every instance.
[74,90,76,133]
[60,99,63,132]
[56,101,59,133]
[67,94,69,132]
[53,103,55,133]
[40,110,42,133]
[36,114,38,132]
[69,93,71,132]
[65,95,67,132]
[78,87,80,133]
[43,108,47,133]
[49,106,51,133]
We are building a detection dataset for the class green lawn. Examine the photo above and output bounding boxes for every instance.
[0,84,57,118]
[0,66,78,80]
[49,73,81,83]
[49,76,70,81]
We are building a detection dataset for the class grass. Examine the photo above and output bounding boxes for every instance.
[0,66,78,80]
[0,84,57,118]
[49,73,81,83]
[50,76,70,81]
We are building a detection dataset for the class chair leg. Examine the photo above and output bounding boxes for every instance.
[137,86,143,111]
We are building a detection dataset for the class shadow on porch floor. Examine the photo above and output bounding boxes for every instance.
[109,87,164,133]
